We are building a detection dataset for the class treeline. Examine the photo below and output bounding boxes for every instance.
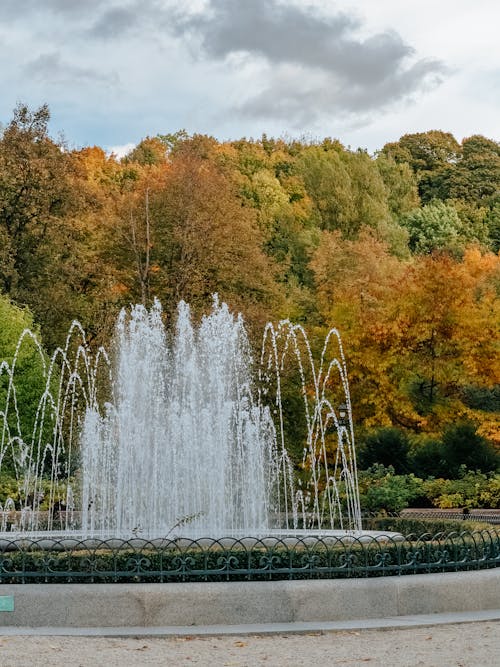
[0,103,499,453]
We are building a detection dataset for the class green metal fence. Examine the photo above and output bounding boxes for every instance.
[0,529,499,584]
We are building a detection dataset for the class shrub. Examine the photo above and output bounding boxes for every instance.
[364,516,493,534]
[357,428,411,473]
[440,422,499,476]
[357,465,424,513]
[409,436,449,478]
[356,466,500,512]
[422,472,500,509]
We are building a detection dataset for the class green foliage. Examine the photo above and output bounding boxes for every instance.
[485,203,500,252]
[0,474,67,511]
[461,385,500,413]
[357,465,424,513]
[357,428,411,473]
[357,466,500,512]
[365,515,493,534]
[297,145,398,245]
[156,129,190,153]
[124,137,166,165]
[373,424,499,482]
[382,130,461,204]
[422,472,500,509]
[0,295,53,469]
[375,153,420,219]
[383,131,461,174]
[382,132,500,251]
[445,135,500,205]
[409,436,449,478]
[446,199,491,248]
[440,422,499,477]
[402,201,465,254]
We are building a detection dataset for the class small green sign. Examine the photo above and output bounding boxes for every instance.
[0,596,14,612]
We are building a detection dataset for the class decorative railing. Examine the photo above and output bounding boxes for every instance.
[0,529,498,584]
[399,509,500,524]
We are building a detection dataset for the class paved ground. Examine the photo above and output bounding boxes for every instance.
[0,620,498,666]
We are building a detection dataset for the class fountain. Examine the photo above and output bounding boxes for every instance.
[0,296,361,538]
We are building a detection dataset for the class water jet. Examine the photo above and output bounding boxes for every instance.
[0,297,362,539]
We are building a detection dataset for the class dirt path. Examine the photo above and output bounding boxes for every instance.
[0,621,498,666]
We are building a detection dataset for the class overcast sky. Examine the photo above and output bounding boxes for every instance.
[0,0,498,155]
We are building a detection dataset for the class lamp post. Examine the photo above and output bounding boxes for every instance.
[338,402,348,427]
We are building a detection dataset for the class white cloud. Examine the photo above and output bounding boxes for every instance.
[107,142,136,159]
[0,0,498,151]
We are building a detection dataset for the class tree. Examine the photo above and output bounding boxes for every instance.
[311,230,419,428]
[311,231,500,436]
[375,153,420,219]
[124,137,167,166]
[410,437,449,479]
[357,428,411,473]
[402,202,464,254]
[297,145,357,235]
[297,144,405,253]
[0,104,119,349]
[113,149,283,331]
[382,130,461,203]
[382,132,500,250]
[0,103,72,296]
[485,203,500,252]
[445,135,500,204]
[440,422,499,477]
[0,296,51,472]
[383,131,460,172]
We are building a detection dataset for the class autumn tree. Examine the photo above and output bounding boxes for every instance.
[124,137,167,166]
[378,250,499,435]
[61,145,129,345]
[311,230,418,428]
[311,232,499,439]
[0,104,108,348]
[0,104,497,458]
[0,104,71,295]
[115,145,283,332]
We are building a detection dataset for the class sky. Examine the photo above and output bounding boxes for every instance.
[0,0,498,155]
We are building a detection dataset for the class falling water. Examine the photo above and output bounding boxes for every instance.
[80,298,276,537]
[0,297,361,537]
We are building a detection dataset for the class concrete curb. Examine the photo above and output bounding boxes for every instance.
[1,609,500,637]
[0,569,499,630]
